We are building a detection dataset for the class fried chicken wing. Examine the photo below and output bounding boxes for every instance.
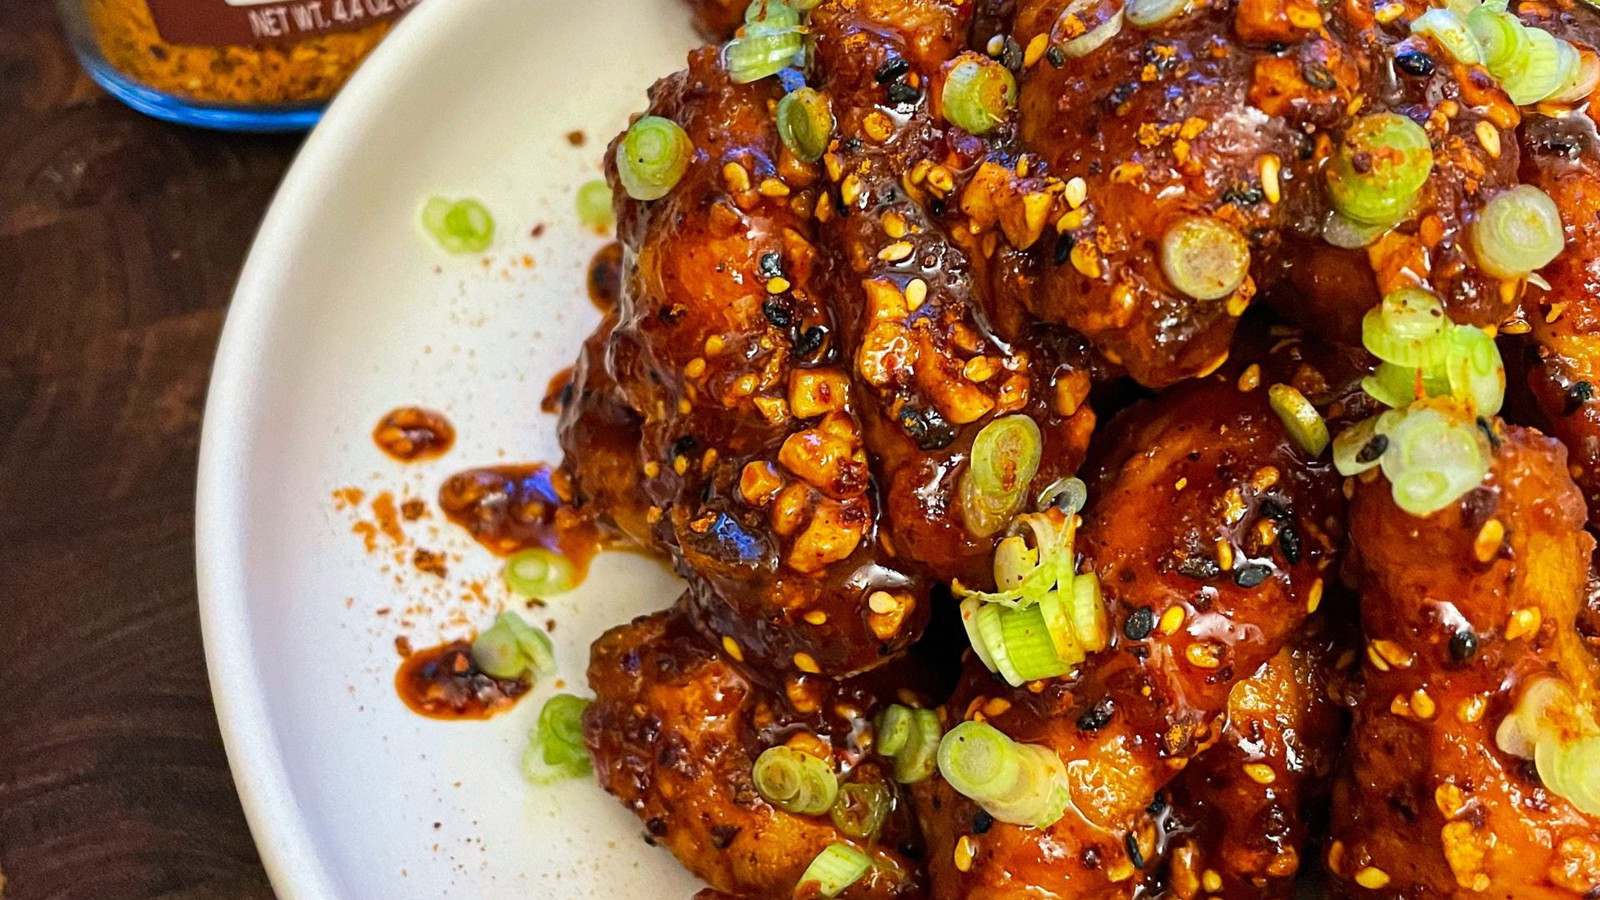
[1326,424,1600,899]
[1520,108,1600,529]
[591,47,931,676]
[585,606,928,899]
[1162,612,1356,900]
[913,362,1347,900]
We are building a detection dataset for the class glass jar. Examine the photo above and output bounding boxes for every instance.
[56,0,420,131]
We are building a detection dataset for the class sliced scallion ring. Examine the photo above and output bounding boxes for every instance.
[754,745,839,815]
[999,604,1077,683]
[961,415,1043,537]
[1126,0,1192,27]
[1327,113,1434,226]
[894,709,943,784]
[1466,5,1530,73]
[498,611,557,676]
[1443,324,1505,415]
[1500,28,1568,104]
[1471,184,1566,279]
[576,179,615,231]
[1333,417,1386,476]
[874,705,914,757]
[1377,405,1491,516]
[1160,216,1251,301]
[616,116,694,201]
[504,547,578,598]
[1361,288,1451,368]
[796,843,872,899]
[1037,476,1088,514]
[523,693,593,783]
[1067,571,1109,651]
[1549,46,1600,104]
[1268,384,1331,456]
[1322,208,1401,249]
[421,197,495,254]
[726,22,805,85]
[975,601,1024,686]
[936,721,1071,828]
[1064,8,1125,58]
[776,87,834,163]
[829,781,891,840]
[1411,8,1483,65]
[941,53,1018,136]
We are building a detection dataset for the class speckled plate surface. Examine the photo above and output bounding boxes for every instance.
[195,1,700,895]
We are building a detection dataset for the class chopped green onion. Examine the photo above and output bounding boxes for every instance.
[1268,384,1331,456]
[1471,184,1566,279]
[1000,603,1078,683]
[1536,734,1600,817]
[1500,28,1569,104]
[941,53,1017,136]
[1067,571,1109,652]
[1361,361,1445,408]
[754,745,839,815]
[616,116,694,202]
[874,705,913,757]
[795,843,871,899]
[975,601,1025,685]
[1037,589,1079,660]
[745,0,802,25]
[576,179,615,231]
[471,612,554,679]
[1160,216,1251,301]
[1063,8,1125,58]
[1361,288,1451,368]
[936,721,1071,828]
[1378,405,1491,516]
[1037,476,1088,514]
[957,510,1078,608]
[1466,5,1529,73]
[994,535,1041,589]
[421,197,495,254]
[961,596,1001,671]
[875,704,942,783]
[1333,417,1385,476]
[726,19,804,85]
[777,87,834,163]
[1126,0,1193,28]
[961,415,1043,537]
[523,693,593,783]
[1327,113,1434,226]
[1549,46,1600,104]
[504,547,577,598]
[1442,324,1505,415]
[829,781,891,840]
[1411,8,1483,65]
[1322,208,1401,249]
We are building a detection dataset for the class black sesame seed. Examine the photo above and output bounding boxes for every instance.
[972,810,995,834]
[1146,793,1168,816]
[1395,50,1436,76]
[1258,497,1291,521]
[646,817,669,836]
[671,435,698,457]
[709,824,740,849]
[1047,45,1067,67]
[1124,606,1156,640]
[898,404,958,450]
[1125,832,1146,869]
[875,57,911,83]
[1566,380,1594,415]
[1053,231,1076,266]
[1278,524,1302,565]
[1356,433,1389,464]
[887,82,922,106]
[1301,62,1337,90]
[761,300,792,329]
[1449,629,1480,663]
[1177,556,1222,580]
[1077,697,1115,731]
[929,197,947,217]
[999,37,1025,72]
[1221,184,1266,206]
[757,251,783,278]
[1233,564,1271,588]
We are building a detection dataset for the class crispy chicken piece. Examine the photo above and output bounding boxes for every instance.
[1326,424,1600,899]
[805,0,1098,585]
[585,607,927,899]
[1162,611,1356,900]
[913,361,1347,900]
[591,47,929,676]
[557,312,654,547]
[1520,108,1600,529]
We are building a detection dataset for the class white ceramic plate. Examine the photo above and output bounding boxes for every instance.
[195,1,702,896]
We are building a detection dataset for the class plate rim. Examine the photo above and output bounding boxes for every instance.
[194,0,497,895]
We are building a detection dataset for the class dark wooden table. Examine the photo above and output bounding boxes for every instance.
[1,3,290,896]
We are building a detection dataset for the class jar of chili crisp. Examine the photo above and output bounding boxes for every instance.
[56,0,421,131]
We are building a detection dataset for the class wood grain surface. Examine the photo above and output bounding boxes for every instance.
[1,2,290,896]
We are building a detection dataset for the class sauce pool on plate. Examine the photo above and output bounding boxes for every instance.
[394,640,530,720]
[373,407,456,462]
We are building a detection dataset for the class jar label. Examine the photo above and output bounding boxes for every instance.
[143,0,420,46]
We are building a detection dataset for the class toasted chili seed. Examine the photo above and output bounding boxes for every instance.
[1124,606,1156,640]
[1077,697,1115,731]
[1233,564,1271,588]
[875,57,910,83]
[1356,433,1389,464]
[1449,630,1479,663]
